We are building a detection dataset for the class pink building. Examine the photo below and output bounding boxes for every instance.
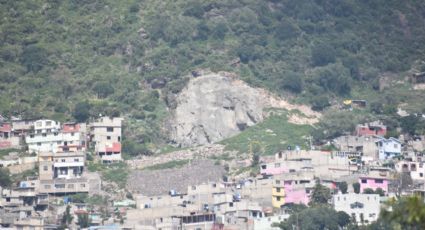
[355,121,386,136]
[284,181,310,205]
[359,176,388,194]
[260,162,288,175]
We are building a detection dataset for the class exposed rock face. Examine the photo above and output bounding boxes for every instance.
[168,72,319,147]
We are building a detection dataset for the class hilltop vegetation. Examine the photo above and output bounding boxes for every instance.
[1,0,425,152]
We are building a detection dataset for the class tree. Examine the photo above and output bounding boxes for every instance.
[311,43,336,67]
[310,95,330,111]
[375,188,385,197]
[338,181,348,194]
[73,101,91,122]
[376,196,425,230]
[0,168,12,188]
[77,213,91,228]
[61,205,73,229]
[353,182,360,194]
[21,44,48,72]
[279,72,303,94]
[363,188,375,194]
[309,182,331,206]
[336,211,351,228]
[93,82,114,98]
[399,114,424,135]
[278,206,344,230]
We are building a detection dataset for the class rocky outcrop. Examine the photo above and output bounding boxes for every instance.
[168,71,319,147]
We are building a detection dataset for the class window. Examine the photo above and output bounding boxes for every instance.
[276,188,281,193]
[275,163,280,168]
[30,134,34,138]
[54,132,58,136]
[107,136,111,140]
[42,133,47,137]
[118,136,121,142]
[57,141,61,144]
[361,179,367,183]
[276,197,281,201]
[71,132,75,136]
[375,179,384,184]
[55,184,65,189]
[43,166,48,171]
[37,142,41,146]
[275,180,280,184]
[229,202,233,207]
[394,144,398,148]
[81,184,86,188]
[61,159,65,162]
[420,173,424,177]
[261,165,267,169]
[74,158,79,162]
[46,121,52,126]
[68,184,74,189]
[107,127,113,132]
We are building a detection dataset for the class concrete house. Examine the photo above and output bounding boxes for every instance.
[355,121,387,137]
[25,120,86,154]
[38,152,89,194]
[0,122,20,149]
[395,160,425,181]
[333,193,381,224]
[90,117,123,163]
[359,171,389,194]
[375,137,402,160]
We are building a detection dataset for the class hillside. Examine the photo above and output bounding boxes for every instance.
[1,0,425,153]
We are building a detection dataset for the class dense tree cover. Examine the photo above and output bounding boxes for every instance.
[277,206,352,230]
[369,196,425,230]
[1,0,425,152]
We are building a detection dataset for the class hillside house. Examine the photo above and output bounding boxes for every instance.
[90,117,123,163]
[38,152,89,194]
[411,72,425,84]
[359,171,389,194]
[376,137,402,160]
[395,160,425,181]
[333,193,381,224]
[25,120,86,154]
[355,121,387,136]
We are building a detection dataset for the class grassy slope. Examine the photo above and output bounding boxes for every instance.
[221,110,312,155]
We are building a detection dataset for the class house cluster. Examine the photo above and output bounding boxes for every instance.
[0,116,123,229]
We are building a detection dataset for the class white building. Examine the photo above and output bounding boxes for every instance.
[332,193,381,225]
[90,117,123,163]
[376,137,402,160]
[25,120,86,154]
[395,160,425,180]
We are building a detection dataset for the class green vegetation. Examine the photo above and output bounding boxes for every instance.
[1,0,425,153]
[276,205,352,230]
[0,168,12,188]
[0,148,22,159]
[143,159,190,170]
[369,196,425,230]
[88,162,129,188]
[221,111,312,155]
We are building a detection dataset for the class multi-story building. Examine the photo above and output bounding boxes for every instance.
[332,193,381,225]
[395,160,425,181]
[376,137,402,160]
[38,152,89,194]
[25,120,86,154]
[90,117,123,163]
